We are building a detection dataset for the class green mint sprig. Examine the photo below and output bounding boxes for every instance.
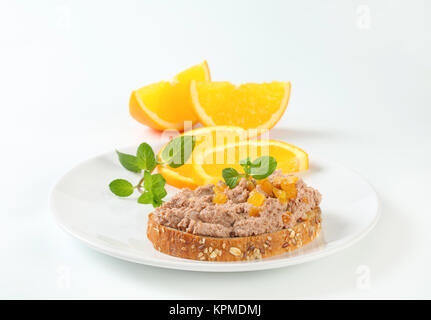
[159,135,196,168]
[109,136,195,208]
[222,156,277,189]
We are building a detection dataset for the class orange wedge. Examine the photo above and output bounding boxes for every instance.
[191,81,291,131]
[192,139,308,185]
[157,126,247,189]
[130,61,211,131]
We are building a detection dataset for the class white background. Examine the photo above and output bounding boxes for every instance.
[1,0,430,299]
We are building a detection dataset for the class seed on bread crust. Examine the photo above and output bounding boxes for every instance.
[229,247,242,256]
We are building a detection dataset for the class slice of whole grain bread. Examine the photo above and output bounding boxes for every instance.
[147,207,321,262]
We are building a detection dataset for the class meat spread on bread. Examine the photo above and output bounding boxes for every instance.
[148,170,322,261]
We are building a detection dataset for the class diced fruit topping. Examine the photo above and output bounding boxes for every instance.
[214,182,228,192]
[212,191,227,204]
[246,180,256,191]
[286,175,298,184]
[280,178,297,200]
[258,179,273,196]
[249,206,261,217]
[282,212,292,224]
[273,175,298,187]
[273,187,287,204]
[271,176,283,187]
[247,190,265,207]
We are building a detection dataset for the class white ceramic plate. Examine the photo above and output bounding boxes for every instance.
[50,142,379,272]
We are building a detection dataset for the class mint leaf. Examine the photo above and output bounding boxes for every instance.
[138,191,154,204]
[249,156,277,180]
[151,173,166,187]
[143,170,152,190]
[239,157,251,166]
[110,141,169,208]
[140,172,166,206]
[137,190,164,208]
[136,143,156,171]
[109,179,134,197]
[161,135,196,168]
[153,188,167,201]
[152,198,164,208]
[151,174,167,200]
[116,150,141,173]
[239,157,252,175]
[222,168,241,189]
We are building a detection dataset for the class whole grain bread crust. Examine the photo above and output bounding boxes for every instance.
[147,207,322,262]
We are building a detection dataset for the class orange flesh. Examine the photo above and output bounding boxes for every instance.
[130,61,210,131]
[193,140,308,186]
